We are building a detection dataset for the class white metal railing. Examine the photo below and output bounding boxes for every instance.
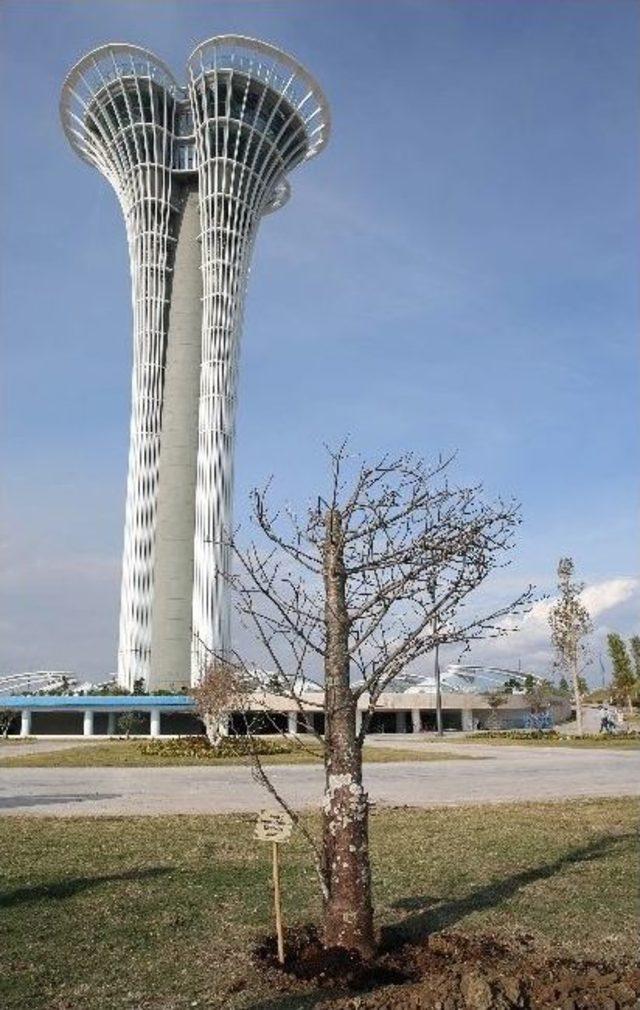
[0,671,78,696]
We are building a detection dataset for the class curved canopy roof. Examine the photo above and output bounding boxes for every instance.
[402,666,539,695]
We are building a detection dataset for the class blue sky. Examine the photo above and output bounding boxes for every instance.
[1,1,638,680]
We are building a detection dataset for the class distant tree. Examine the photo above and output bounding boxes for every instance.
[503,676,522,694]
[190,658,250,747]
[44,675,72,697]
[525,678,553,714]
[483,690,509,729]
[523,673,535,692]
[629,635,640,684]
[558,675,570,695]
[607,633,636,714]
[95,682,130,697]
[116,712,145,739]
[0,708,16,738]
[548,558,592,736]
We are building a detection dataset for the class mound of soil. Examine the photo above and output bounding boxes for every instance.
[255,928,639,1009]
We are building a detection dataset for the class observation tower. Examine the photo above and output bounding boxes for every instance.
[60,37,329,690]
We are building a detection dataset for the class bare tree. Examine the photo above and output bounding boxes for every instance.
[0,708,15,739]
[231,447,532,958]
[191,657,250,747]
[482,690,508,729]
[116,711,145,739]
[548,558,592,735]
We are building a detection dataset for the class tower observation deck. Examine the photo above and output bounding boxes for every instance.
[60,37,330,690]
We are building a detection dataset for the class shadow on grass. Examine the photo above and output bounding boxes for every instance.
[246,831,634,1010]
[0,793,120,809]
[382,831,635,947]
[248,990,346,1010]
[0,866,172,909]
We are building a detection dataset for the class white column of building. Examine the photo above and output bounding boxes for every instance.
[20,709,31,738]
[83,710,94,737]
[411,709,422,734]
[150,708,162,738]
[461,709,475,732]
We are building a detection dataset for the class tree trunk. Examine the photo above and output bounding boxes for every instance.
[572,658,583,736]
[321,508,375,959]
[204,714,225,747]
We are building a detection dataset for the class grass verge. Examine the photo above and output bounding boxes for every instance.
[0,739,474,768]
[457,733,640,749]
[0,798,636,1010]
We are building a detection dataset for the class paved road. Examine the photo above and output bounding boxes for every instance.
[0,746,637,816]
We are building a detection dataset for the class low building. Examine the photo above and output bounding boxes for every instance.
[0,671,570,738]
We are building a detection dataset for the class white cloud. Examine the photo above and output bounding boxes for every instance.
[445,577,639,682]
[580,578,638,620]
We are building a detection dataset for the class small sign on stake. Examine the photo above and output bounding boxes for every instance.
[254,808,294,843]
[255,809,293,964]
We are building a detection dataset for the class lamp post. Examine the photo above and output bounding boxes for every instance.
[434,616,443,737]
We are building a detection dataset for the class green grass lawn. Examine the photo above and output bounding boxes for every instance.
[0,740,475,768]
[0,798,636,1010]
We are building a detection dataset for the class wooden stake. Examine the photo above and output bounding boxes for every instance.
[272,840,284,965]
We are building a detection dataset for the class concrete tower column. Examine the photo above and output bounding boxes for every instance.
[150,185,202,690]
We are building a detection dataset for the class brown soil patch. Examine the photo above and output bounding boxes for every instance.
[256,928,639,1009]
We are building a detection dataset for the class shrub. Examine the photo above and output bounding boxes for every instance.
[138,735,304,760]
[474,729,560,740]
[473,728,640,742]
[116,712,146,738]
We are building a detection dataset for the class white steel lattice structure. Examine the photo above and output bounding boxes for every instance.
[60,37,329,690]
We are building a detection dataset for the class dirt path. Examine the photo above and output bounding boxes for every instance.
[0,739,102,757]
